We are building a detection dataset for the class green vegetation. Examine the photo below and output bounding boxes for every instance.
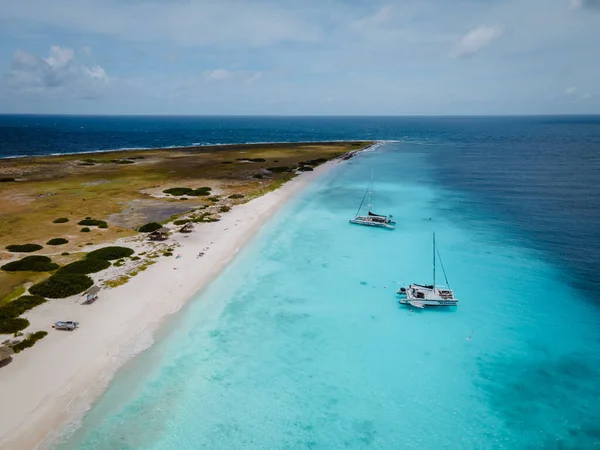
[30,274,94,298]
[131,256,141,261]
[163,187,212,197]
[228,194,244,199]
[207,196,220,202]
[163,252,173,257]
[0,295,47,333]
[78,219,108,227]
[57,258,111,275]
[13,331,48,353]
[104,275,130,288]
[46,238,69,246]
[1,256,59,272]
[52,217,69,223]
[0,317,30,334]
[81,158,135,165]
[5,244,43,253]
[298,166,314,172]
[0,295,47,320]
[267,166,292,173]
[86,246,134,261]
[61,252,70,256]
[138,222,162,232]
[192,214,220,223]
[219,206,231,213]
[80,227,91,232]
[173,219,190,225]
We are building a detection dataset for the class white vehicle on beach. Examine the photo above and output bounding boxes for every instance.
[53,321,79,331]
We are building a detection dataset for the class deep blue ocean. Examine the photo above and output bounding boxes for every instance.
[2,115,600,448]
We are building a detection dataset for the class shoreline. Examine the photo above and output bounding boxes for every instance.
[0,153,353,450]
[0,140,381,161]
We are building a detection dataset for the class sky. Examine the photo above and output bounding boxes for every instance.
[0,0,599,115]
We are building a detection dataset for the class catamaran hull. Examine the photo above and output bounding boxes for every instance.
[348,219,395,229]
[398,298,458,307]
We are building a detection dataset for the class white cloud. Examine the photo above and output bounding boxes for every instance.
[203,69,235,81]
[450,26,504,58]
[5,46,108,94]
[203,69,262,84]
[83,65,107,81]
[570,0,600,10]
[0,0,323,47]
[565,86,577,94]
[43,45,74,69]
[352,5,394,30]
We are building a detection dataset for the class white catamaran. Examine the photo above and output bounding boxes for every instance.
[398,233,458,308]
[349,172,395,230]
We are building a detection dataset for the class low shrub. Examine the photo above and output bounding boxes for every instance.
[207,196,220,202]
[78,219,108,227]
[113,260,124,267]
[130,256,141,261]
[163,187,212,196]
[47,238,68,246]
[30,274,94,298]
[228,194,244,199]
[173,219,190,225]
[86,246,134,261]
[220,161,233,164]
[0,177,16,182]
[53,217,69,223]
[252,174,263,179]
[304,158,328,165]
[61,252,70,256]
[249,158,266,162]
[80,227,91,232]
[298,166,314,172]
[112,159,135,164]
[139,222,162,233]
[0,295,47,321]
[1,256,59,272]
[0,317,30,334]
[5,244,43,253]
[12,331,48,353]
[267,166,292,173]
[57,258,110,275]
[219,206,231,213]
[163,252,173,257]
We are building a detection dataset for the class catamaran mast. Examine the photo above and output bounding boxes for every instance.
[367,170,373,213]
[433,232,436,289]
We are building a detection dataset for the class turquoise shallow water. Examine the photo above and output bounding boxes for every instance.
[57,144,600,449]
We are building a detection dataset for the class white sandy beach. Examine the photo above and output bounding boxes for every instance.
[0,159,343,450]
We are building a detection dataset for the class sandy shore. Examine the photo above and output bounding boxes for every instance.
[0,158,343,450]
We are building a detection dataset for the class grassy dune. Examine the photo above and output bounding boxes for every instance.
[0,141,371,301]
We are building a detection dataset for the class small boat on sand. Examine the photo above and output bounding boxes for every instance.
[398,233,458,308]
[349,171,395,229]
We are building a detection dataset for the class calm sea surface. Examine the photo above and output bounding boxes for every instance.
[1,115,599,448]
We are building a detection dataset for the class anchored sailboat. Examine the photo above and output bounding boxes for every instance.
[398,233,458,308]
[349,171,395,230]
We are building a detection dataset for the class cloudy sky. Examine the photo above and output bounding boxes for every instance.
[0,0,598,115]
